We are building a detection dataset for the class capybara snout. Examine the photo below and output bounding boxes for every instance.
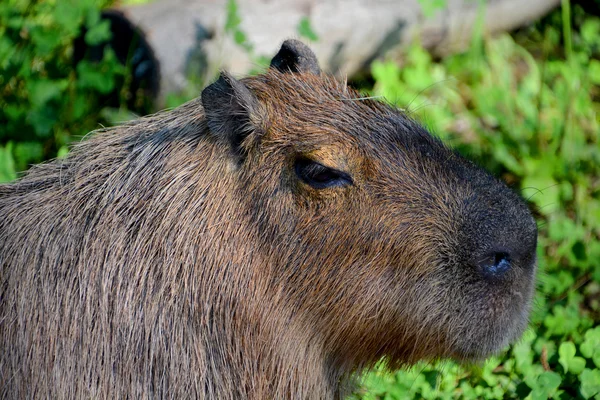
[0,39,537,399]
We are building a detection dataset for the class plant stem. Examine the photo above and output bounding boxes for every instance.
[561,0,572,62]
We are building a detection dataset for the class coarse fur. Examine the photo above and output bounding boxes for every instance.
[0,40,537,399]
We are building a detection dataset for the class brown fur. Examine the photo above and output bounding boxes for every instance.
[0,42,537,399]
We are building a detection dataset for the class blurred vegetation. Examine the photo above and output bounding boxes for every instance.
[0,0,142,181]
[1,0,599,399]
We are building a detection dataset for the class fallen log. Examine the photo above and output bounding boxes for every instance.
[101,0,559,104]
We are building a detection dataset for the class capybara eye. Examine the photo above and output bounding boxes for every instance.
[295,158,353,189]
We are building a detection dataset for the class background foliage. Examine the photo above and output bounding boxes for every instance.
[1,0,598,398]
[0,0,129,181]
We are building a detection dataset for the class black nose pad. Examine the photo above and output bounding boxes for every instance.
[479,251,511,279]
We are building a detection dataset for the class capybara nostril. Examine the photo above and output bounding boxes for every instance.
[478,251,511,279]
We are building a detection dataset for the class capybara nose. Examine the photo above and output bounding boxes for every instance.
[474,224,537,281]
[460,179,538,282]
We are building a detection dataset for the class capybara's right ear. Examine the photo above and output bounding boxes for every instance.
[201,71,260,156]
[270,39,321,75]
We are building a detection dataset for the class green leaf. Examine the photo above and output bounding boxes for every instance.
[580,369,600,399]
[417,0,447,18]
[544,305,581,336]
[71,92,92,120]
[13,141,43,171]
[559,181,573,202]
[0,143,17,183]
[513,329,536,375]
[30,26,62,56]
[581,327,600,368]
[57,146,69,159]
[491,144,524,175]
[559,342,586,374]
[225,0,241,33]
[26,107,59,137]
[0,36,17,69]
[297,17,319,42]
[2,105,27,133]
[84,4,101,27]
[582,200,600,233]
[233,29,247,46]
[27,79,69,108]
[529,371,561,400]
[581,19,600,47]
[547,215,578,242]
[53,1,85,38]
[76,60,116,94]
[521,174,560,215]
[372,61,403,102]
[85,19,112,46]
[589,60,600,86]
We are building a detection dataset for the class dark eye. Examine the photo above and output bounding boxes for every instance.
[295,158,353,189]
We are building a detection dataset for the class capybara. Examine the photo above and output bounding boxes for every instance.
[0,40,537,399]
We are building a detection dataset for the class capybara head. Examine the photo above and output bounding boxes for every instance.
[0,40,537,399]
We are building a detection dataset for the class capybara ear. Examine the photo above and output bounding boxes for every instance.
[270,39,321,75]
[201,71,260,156]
